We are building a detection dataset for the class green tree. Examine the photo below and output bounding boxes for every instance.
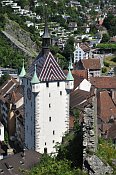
[63,36,74,60]
[101,34,110,43]
[24,155,87,175]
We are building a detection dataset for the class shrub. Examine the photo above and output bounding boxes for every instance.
[104,61,109,67]
[102,67,107,73]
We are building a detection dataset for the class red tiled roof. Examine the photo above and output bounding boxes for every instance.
[63,70,88,90]
[97,91,116,122]
[82,59,101,70]
[90,77,116,89]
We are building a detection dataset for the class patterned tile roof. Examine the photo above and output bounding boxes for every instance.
[90,77,116,89]
[28,51,66,81]
[82,58,101,70]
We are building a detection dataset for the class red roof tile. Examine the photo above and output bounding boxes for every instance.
[97,91,116,122]
[82,59,101,70]
[90,77,116,89]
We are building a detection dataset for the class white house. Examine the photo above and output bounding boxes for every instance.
[20,23,74,154]
[74,43,90,63]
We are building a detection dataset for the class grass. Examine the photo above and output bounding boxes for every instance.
[104,56,116,67]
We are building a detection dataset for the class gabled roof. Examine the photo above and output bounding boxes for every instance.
[0,150,41,175]
[28,51,66,82]
[97,91,116,122]
[0,76,18,98]
[81,58,101,70]
[77,43,90,52]
[70,89,92,109]
[90,77,116,89]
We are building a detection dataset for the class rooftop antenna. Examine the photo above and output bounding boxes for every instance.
[42,3,51,52]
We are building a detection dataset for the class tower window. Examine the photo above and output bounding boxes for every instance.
[49,104,51,108]
[45,142,46,145]
[53,140,54,143]
[60,91,62,95]
[44,148,47,154]
[46,82,49,87]
[49,93,51,97]
[53,130,55,135]
[49,117,51,122]
[57,82,60,87]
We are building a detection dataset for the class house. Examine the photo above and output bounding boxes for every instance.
[75,79,91,92]
[74,43,90,63]
[90,77,116,139]
[0,78,23,138]
[0,149,41,175]
[68,22,77,31]
[15,105,24,147]
[97,90,116,138]
[0,77,18,128]
[19,21,74,154]
[77,58,101,78]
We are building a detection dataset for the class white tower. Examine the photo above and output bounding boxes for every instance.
[20,21,73,154]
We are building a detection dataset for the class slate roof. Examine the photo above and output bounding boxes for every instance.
[0,150,41,175]
[97,91,116,122]
[82,58,101,70]
[90,77,116,89]
[28,51,66,82]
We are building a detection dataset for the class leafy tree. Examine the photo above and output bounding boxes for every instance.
[97,138,116,173]
[101,34,110,43]
[24,155,87,175]
[103,14,116,36]
[56,53,68,69]
[63,36,74,60]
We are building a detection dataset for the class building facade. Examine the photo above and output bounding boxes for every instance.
[20,23,74,154]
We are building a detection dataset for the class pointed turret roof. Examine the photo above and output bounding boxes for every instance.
[28,5,66,82]
[31,64,40,84]
[19,59,26,77]
[67,62,74,81]
[69,56,73,70]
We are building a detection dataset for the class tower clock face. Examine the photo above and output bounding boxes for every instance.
[27,87,31,100]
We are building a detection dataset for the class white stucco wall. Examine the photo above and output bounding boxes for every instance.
[23,78,69,154]
[75,79,91,92]
[74,47,85,63]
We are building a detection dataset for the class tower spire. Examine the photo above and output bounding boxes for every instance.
[66,62,74,81]
[19,59,26,77]
[69,55,73,70]
[42,4,51,52]
[31,64,40,84]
